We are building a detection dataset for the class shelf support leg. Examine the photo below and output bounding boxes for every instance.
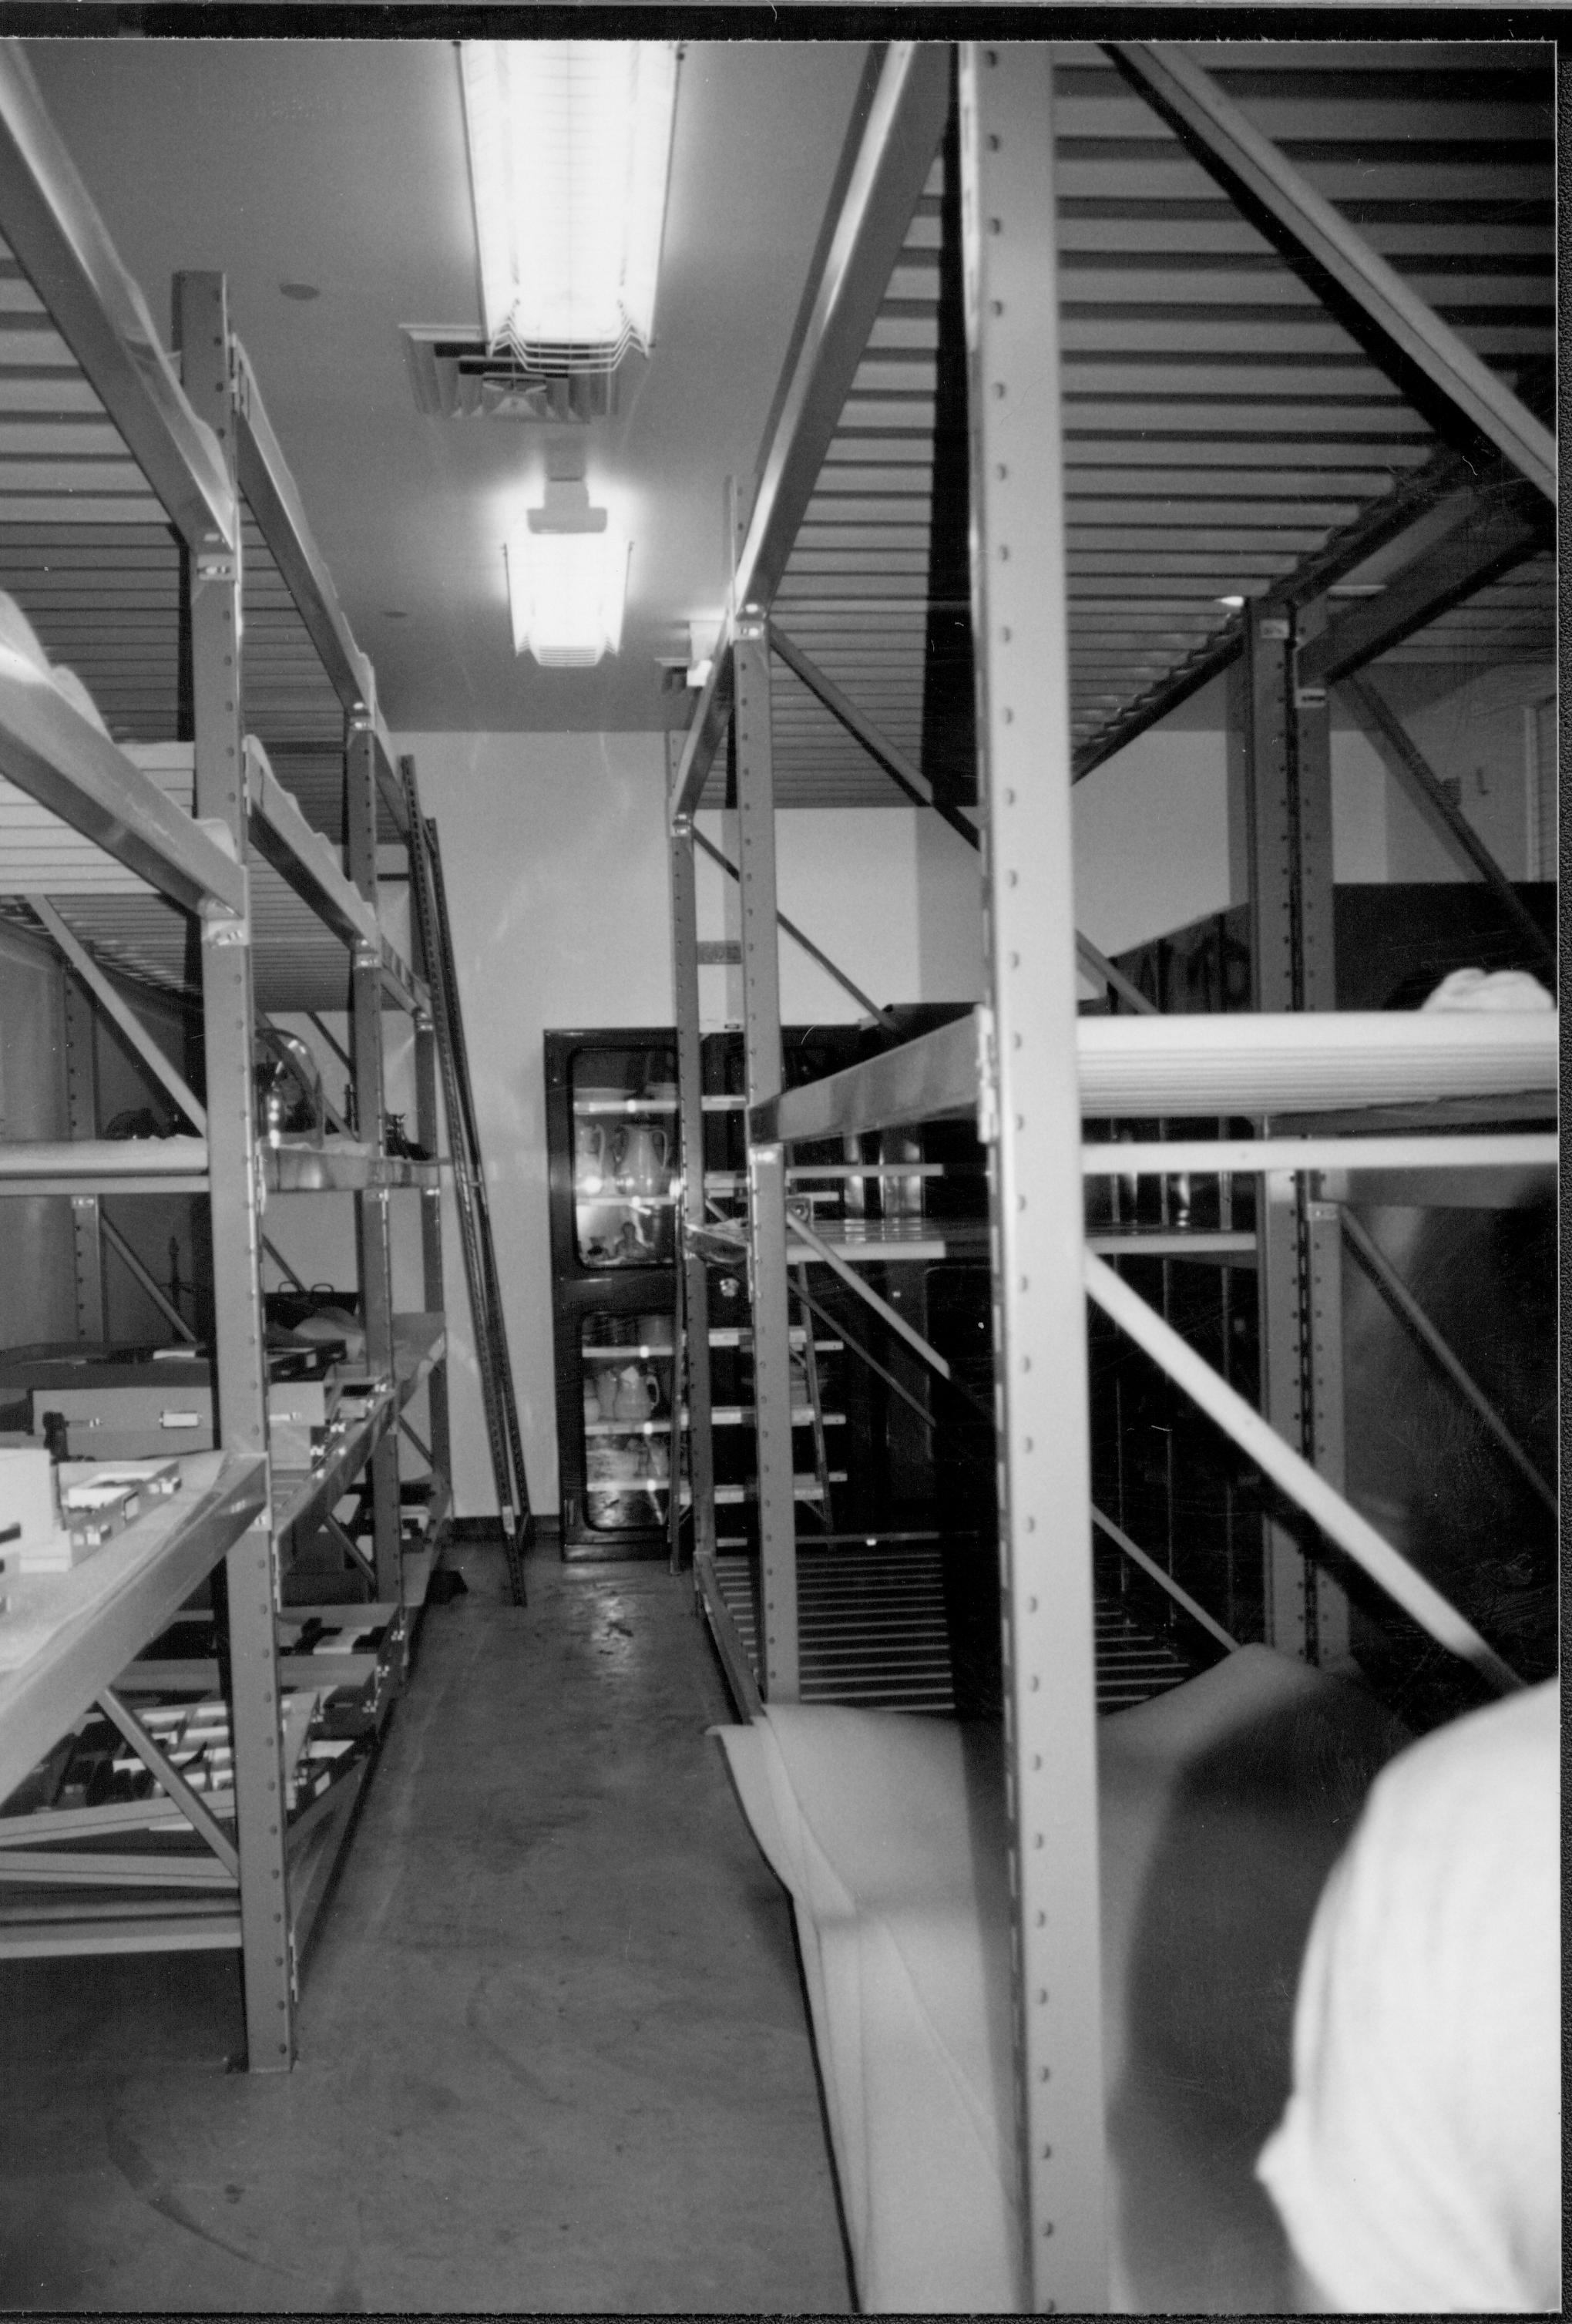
[176,267,293,2070]
[1247,598,1349,1664]
[405,758,452,1533]
[668,759,716,1576]
[346,712,401,1603]
[62,973,105,1339]
[962,45,1107,2307]
[734,622,798,1700]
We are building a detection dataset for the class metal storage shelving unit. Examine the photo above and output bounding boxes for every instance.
[0,44,453,2067]
[666,39,1556,2309]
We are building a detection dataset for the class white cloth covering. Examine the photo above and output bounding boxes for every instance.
[1256,1680,1561,2314]
[1421,965,1554,1012]
[717,1644,1408,2313]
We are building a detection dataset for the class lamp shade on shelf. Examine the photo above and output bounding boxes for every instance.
[460,41,680,375]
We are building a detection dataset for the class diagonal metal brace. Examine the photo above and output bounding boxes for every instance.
[1091,1505,1239,1653]
[791,1271,993,1432]
[1076,933,1159,1017]
[100,1213,198,1344]
[1339,676,1556,979]
[785,1205,956,1384]
[770,621,982,850]
[1339,1206,1555,1513]
[1107,42,1556,503]
[96,1686,240,1878]
[690,824,897,1028]
[1084,1249,1523,1694]
[34,896,207,1129]
[321,1511,378,1592]
[769,627,1158,1021]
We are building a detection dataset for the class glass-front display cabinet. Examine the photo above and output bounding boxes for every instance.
[545,1031,681,1558]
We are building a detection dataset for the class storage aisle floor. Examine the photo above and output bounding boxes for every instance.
[0,1545,853,2314]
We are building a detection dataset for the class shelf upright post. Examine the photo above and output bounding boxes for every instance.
[734,621,798,1700]
[1290,597,1349,1665]
[403,758,452,1510]
[668,732,716,1577]
[62,977,105,1337]
[1244,597,1347,1663]
[173,270,293,2070]
[346,707,401,1603]
[960,44,1108,2308]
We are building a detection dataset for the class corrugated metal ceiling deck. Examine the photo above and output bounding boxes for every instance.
[0,43,1554,839]
[0,233,388,852]
[707,39,1554,811]
[0,226,394,1001]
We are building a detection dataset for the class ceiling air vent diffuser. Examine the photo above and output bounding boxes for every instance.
[401,326,645,422]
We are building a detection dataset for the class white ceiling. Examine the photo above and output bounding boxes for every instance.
[24,35,868,734]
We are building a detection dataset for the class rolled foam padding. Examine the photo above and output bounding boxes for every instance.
[718,1645,1409,2314]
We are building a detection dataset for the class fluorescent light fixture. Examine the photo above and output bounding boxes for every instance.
[1218,594,1246,609]
[506,479,629,666]
[460,41,680,373]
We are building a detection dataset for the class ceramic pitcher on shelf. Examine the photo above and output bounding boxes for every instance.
[616,1122,669,1199]
[612,1364,660,1424]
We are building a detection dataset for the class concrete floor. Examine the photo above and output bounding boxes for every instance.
[0,1545,853,2313]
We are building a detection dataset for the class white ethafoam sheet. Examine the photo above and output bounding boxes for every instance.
[717,1643,1409,2314]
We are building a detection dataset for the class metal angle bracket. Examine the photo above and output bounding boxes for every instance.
[200,913,249,947]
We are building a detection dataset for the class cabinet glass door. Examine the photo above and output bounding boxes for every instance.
[581,1309,675,1532]
[570,1043,679,1270]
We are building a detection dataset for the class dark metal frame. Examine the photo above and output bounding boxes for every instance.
[543,1025,680,1564]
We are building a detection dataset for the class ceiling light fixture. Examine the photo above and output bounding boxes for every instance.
[1218,594,1246,610]
[506,476,629,667]
[459,40,680,376]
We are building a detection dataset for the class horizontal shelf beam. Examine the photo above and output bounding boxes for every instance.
[244,735,376,953]
[233,338,373,720]
[0,675,246,916]
[757,1010,985,1143]
[671,42,951,820]
[754,1006,1557,1143]
[0,43,237,551]
[1087,1133,1555,1180]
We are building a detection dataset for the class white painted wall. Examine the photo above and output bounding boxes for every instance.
[390,732,674,1522]
[1371,661,1554,883]
[384,740,985,1520]
[695,805,985,1025]
[1071,725,1233,970]
[323,661,1550,1519]
[1069,660,1555,983]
